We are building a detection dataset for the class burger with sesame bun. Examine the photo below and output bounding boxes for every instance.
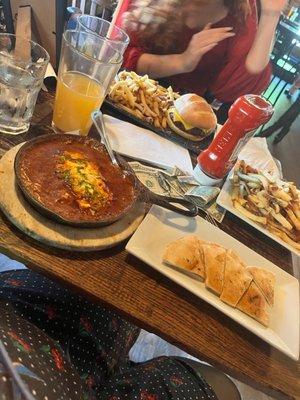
[167,94,217,141]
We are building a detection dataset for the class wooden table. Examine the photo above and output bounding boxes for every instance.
[0,91,299,400]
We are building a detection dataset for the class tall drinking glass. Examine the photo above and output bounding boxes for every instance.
[76,15,130,55]
[52,30,122,136]
[0,34,49,135]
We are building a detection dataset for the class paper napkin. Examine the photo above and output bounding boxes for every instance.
[103,114,193,174]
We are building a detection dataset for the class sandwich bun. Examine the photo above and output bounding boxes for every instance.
[167,93,217,141]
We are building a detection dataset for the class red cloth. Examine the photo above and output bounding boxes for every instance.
[120,0,271,103]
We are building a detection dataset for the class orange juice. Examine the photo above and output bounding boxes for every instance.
[53,72,104,135]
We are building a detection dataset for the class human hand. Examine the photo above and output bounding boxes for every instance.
[180,25,235,73]
[260,0,289,13]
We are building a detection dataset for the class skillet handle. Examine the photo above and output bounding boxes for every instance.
[151,194,198,217]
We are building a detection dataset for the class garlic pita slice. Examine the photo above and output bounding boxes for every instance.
[190,242,207,279]
[163,235,205,276]
[226,249,246,269]
[247,266,275,307]
[220,250,252,307]
[237,281,270,327]
[204,244,227,295]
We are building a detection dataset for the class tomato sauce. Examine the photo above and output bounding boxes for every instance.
[17,137,136,223]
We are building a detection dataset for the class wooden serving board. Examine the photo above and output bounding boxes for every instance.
[0,144,145,251]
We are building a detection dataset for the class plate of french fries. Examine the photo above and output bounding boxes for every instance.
[217,160,300,255]
[105,71,212,153]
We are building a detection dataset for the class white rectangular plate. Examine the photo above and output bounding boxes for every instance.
[126,205,299,360]
[217,174,300,257]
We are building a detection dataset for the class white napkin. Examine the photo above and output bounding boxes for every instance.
[238,138,281,178]
[103,114,193,174]
[42,63,57,91]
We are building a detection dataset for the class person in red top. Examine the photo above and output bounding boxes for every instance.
[116,0,287,122]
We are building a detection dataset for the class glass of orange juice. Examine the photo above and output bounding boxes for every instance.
[52,30,122,135]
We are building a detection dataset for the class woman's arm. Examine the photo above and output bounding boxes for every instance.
[136,53,190,78]
[245,0,288,74]
[136,26,235,78]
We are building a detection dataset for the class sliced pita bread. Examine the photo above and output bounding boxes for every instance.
[227,249,246,269]
[220,250,252,307]
[192,242,225,280]
[237,281,270,327]
[204,244,227,295]
[163,235,205,278]
[190,242,207,279]
[247,266,275,307]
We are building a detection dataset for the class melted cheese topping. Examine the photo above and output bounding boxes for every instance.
[172,108,194,130]
[56,151,112,211]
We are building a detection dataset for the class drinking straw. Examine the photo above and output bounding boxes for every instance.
[94,0,128,79]
[106,0,129,40]
[90,0,98,16]
[80,0,86,13]
[15,5,31,62]
[97,0,127,61]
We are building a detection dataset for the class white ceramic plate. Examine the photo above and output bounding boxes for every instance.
[126,205,299,360]
[217,174,300,257]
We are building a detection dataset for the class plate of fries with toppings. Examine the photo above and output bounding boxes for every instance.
[105,71,215,153]
[217,160,300,255]
[108,70,179,130]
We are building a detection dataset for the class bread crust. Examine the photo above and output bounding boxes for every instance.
[220,250,252,307]
[174,94,217,131]
[237,281,270,327]
[247,266,275,307]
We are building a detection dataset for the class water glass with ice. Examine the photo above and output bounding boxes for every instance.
[0,34,49,135]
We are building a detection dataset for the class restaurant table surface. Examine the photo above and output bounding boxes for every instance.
[0,90,299,400]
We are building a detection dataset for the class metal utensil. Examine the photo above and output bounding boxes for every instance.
[91,110,118,166]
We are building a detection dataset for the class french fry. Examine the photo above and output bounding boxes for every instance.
[268,221,298,240]
[270,210,293,231]
[118,104,142,119]
[146,87,157,95]
[123,85,136,108]
[269,227,300,250]
[135,103,145,113]
[161,117,167,129]
[286,208,300,230]
[153,101,160,116]
[134,109,144,119]
[109,71,179,130]
[140,90,157,117]
[292,202,300,220]
[233,200,267,225]
[269,187,292,202]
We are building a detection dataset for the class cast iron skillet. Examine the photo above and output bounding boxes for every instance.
[14,134,198,228]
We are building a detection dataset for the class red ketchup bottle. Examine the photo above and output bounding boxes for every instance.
[194,95,274,186]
